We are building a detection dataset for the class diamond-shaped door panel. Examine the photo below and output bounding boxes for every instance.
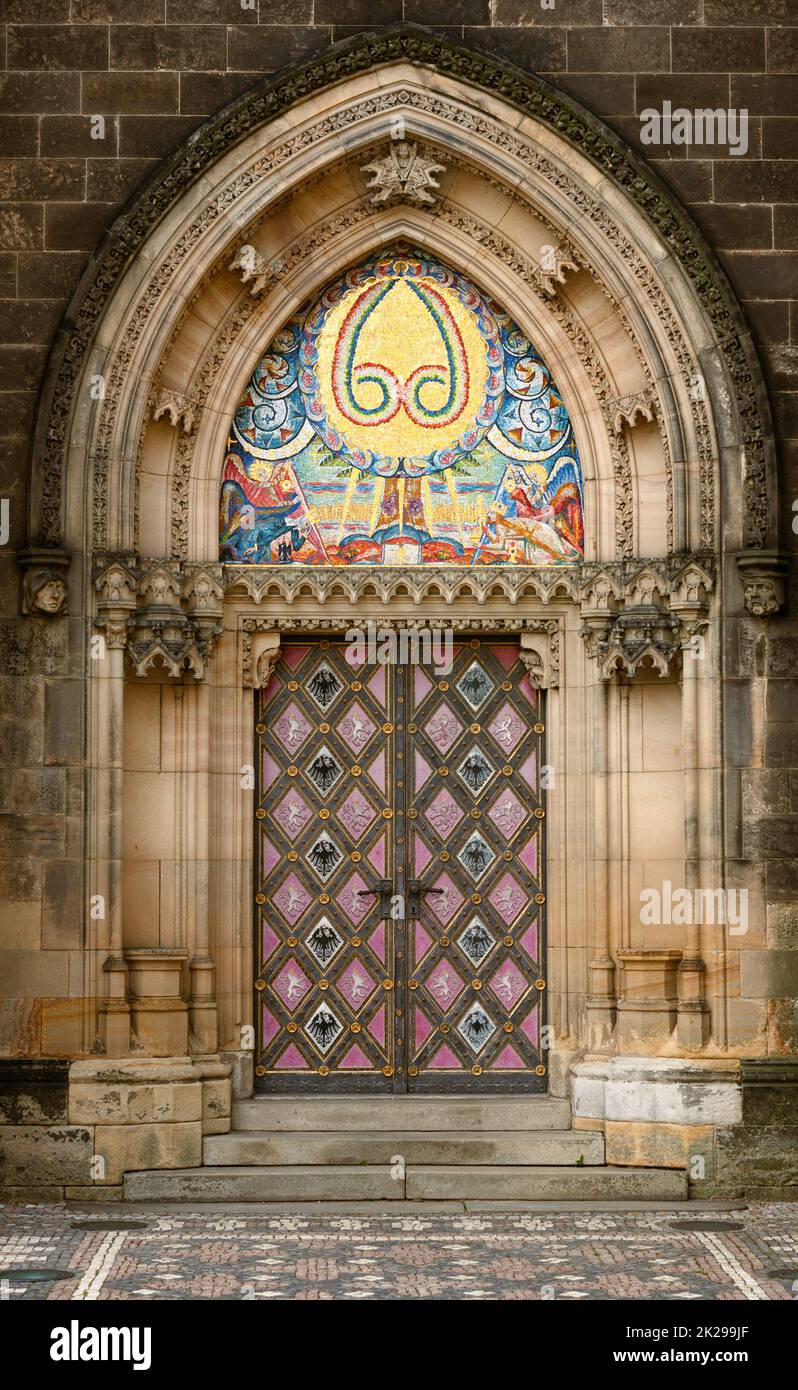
[273,702,313,754]
[336,701,377,755]
[272,788,314,841]
[456,746,496,798]
[457,831,496,882]
[487,787,529,841]
[304,745,344,799]
[304,916,344,968]
[335,787,377,841]
[456,661,495,710]
[487,701,527,755]
[457,1002,497,1053]
[423,788,464,841]
[305,661,343,711]
[423,703,463,756]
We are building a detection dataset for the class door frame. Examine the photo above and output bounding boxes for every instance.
[239,603,563,1096]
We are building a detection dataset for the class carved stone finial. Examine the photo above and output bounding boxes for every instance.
[736,549,788,618]
[361,141,446,207]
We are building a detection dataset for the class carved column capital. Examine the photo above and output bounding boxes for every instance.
[93,555,223,679]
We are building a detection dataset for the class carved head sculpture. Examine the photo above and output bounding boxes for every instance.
[23,568,68,617]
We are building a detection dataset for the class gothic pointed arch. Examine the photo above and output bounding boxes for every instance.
[27,23,777,587]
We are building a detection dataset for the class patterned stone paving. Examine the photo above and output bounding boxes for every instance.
[0,1204,796,1301]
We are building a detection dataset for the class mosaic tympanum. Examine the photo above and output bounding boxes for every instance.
[221,249,584,565]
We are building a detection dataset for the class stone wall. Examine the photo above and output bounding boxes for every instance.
[0,4,795,1194]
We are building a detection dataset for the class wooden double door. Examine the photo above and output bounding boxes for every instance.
[254,638,546,1092]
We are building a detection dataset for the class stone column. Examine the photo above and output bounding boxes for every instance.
[579,601,618,1051]
[187,678,217,1052]
[670,574,712,1050]
[92,561,138,1056]
[676,629,710,1048]
[586,674,617,1049]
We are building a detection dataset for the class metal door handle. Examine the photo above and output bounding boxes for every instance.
[407,879,444,918]
[355,878,393,919]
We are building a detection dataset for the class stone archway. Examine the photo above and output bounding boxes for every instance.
[23,27,786,1187]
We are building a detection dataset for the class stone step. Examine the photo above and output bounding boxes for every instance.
[406,1166,688,1201]
[203,1129,604,1167]
[123,1163,686,1203]
[232,1095,572,1132]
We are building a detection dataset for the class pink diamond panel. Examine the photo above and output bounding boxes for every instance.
[488,788,528,840]
[272,957,312,1011]
[424,788,464,840]
[424,704,463,755]
[489,872,528,926]
[335,787,377,840]
[423,959,466,1012]
[487,702,527,754]
[337,701,377,755]
[272,789,314,841]
[427,873,464,926]
[335,957,377,1012]
[488,957,529,1010]
[273,702,313,754]
[273,873,312,925]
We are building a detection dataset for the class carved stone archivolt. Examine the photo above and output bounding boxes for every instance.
[33,27,774,568]
[94,558,223,679]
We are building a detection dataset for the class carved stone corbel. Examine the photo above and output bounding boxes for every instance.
[152,388,199,435]
[19,546,70,618]
[535,243,578,298]
[94,556,138,647]
[245,629,281,689]
[519,631,548,689]
[736,549,788,617]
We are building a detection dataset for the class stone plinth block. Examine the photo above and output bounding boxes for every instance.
[0,1058,69,1125]
[604,1120,714,1177]
[0,1124,93,1185]
[124,948,189,1056]
[572,1057,742,1126]
[94,1120,202,1185]
[616,949,682,1053]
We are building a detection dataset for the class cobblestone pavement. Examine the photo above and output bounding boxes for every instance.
[1,1203,796,1301]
